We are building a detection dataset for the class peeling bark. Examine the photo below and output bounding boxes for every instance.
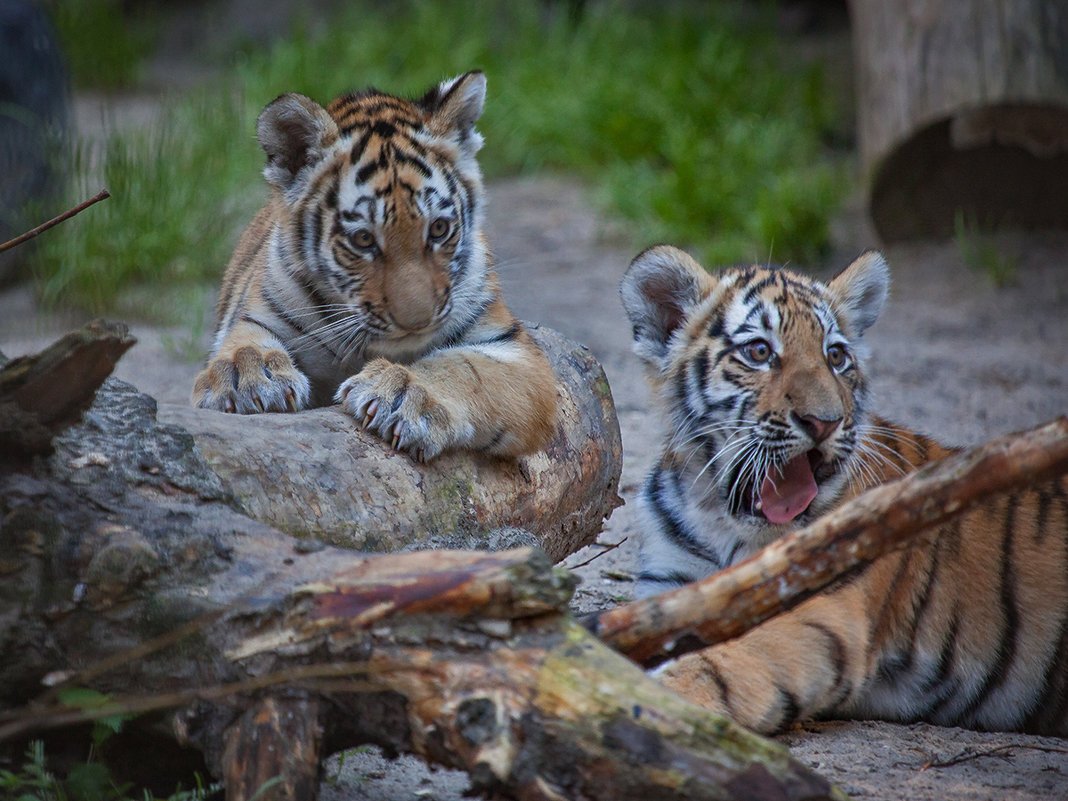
[0,324,846,800]
[222,697,321,801]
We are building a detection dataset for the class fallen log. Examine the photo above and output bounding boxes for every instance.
[0,522,842,800]
[589,417,1068,668]
[1,326,842,799]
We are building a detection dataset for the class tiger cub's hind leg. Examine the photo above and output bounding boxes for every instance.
[192,320,311,414]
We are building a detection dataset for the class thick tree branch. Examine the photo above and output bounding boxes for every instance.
[589,417,1068,668]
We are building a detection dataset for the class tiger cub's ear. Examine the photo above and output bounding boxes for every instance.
[827,250,890,337]
[257,93,340,196]
[420,70,487,154]
[621,245,714,369]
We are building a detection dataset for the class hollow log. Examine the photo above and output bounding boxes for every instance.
[160,325,622,562]
[849,0,1068,240]
[589,416,1068,668]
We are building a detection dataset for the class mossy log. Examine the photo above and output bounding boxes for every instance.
[1,544,843,801]
[0,323,843,799]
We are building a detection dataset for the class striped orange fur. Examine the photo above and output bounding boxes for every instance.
[621,245,1068,735]
[192,72,556,461]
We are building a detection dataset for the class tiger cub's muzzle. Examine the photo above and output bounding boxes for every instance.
[742,412,850,525]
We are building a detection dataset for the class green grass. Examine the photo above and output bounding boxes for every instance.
[35,93,263,316]
[0,688,221,801]
[0,741,221,801]
[954,209,1018,287]
[44,0,158,89]
[35,0,845,317]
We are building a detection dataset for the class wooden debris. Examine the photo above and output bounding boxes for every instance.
[0,319,135,457]
[0,547,845,801]
[1,325,838,799]
[222,697,322,801]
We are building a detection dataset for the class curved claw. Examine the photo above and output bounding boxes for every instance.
[252,396,265,413]
[284,389,297,412]
[362,399,379,430]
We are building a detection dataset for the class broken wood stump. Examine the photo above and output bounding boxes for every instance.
[0,318,135,458]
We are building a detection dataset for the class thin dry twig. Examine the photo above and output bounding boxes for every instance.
[0,189,111,254]
[34,607,228,706]
[567,537,628,569]
[918,743,1068,771]
[0,660,394,743]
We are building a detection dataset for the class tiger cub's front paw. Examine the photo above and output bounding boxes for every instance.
[336,360,460,462]
[192,346,310,413]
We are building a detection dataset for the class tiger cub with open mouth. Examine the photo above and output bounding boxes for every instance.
[192,71,556,462]
[621,245,1068,735]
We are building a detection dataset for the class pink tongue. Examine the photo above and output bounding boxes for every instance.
[759,454,818,524]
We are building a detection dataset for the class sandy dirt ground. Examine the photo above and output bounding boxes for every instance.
[4,175,1067,800]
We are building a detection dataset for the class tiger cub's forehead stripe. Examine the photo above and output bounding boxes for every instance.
[734,266,825,304]
[741,271,778,304]
[708,266,843,347]
[327,91,425,135]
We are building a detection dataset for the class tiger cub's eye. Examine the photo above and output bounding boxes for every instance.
[428,217,453,242]
[826,344,847,369]
[741,339,773,364]
[350,229,376,250]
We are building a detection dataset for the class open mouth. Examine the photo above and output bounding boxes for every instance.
[735,449,834,524]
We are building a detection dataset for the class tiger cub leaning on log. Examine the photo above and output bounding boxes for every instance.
[192,71,556,462]
[620,245,1068,736]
